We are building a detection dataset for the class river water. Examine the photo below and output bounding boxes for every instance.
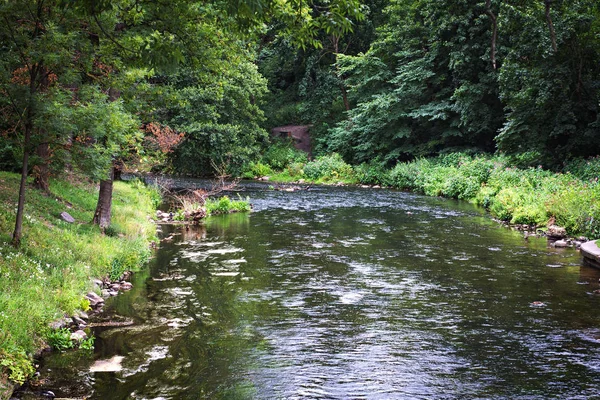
[23,182,600,399]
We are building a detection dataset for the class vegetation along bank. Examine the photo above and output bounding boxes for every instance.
[244,146,600,240]
[0,173,159,397]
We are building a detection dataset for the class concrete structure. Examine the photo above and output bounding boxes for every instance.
[271,125,312,157]
[581,240,600,269]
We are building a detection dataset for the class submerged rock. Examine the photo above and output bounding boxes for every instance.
[89,356,124,373]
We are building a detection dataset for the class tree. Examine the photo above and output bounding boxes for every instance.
[0,0,94,246]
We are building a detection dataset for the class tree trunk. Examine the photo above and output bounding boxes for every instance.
[12,120,33,247]
[545,0,557,53]
[92,166,114,231]
[485,0,498,70]
[332,35,350,112]
[12,65,39,247]
[33,138,50,192]
[92,86,122,229]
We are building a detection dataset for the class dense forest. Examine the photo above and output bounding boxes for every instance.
[1,0,600,244]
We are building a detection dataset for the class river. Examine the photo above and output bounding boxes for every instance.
[19,182,600,399]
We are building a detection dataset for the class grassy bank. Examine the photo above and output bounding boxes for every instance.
[0,172,158,386]
[244,147,600,238]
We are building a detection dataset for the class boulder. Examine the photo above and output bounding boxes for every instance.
[72,315,87,327]
[120,282,133,291]
[60,211,75,223]
[553,239,569,248]
[547,225,567,239]
[70,330,87,342]
[48,317,72,330]
[85,292,105,308]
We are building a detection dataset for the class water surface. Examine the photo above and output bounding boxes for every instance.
[28,183,600,399]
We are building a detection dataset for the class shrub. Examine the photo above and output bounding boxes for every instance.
[389,159,429,191]
[563,156,600,183]
[46,328,74,351]
[242,162,272,179]
[262,140,308,171]
[205,196,251,215]
[303,153,355,182]
[355,162,391,186]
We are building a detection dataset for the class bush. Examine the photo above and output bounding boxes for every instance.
[563,156,600,183]
[355,162,391,186]
[242,162,272,179]
[303,153,355,182]
[46,328,74,351]
[205,196,251,215]
[261,140,308,171]
[389,160,427,191]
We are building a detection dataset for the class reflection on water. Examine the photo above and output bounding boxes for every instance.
[26,183,600,399]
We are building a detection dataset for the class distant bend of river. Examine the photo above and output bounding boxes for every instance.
[25,182,600,399]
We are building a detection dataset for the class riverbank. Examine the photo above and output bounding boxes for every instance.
[250,152,600,239]
[0,172,158,397]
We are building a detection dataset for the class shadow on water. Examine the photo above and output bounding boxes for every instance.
[17,181,600,399]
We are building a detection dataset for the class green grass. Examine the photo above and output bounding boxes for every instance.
[0,172,157,384]
[205,196,251,215]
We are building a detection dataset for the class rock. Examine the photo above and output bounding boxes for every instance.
[553,239,569,248]
[72,315,87,327]
[120,271,132,281]
[108,290,119,296]
[85,292,105,308]
[101,289,110,297]
[92,278,104,289]
[70,330,87,342]
[90,355,124,373]
[373,185,381,189]
[574,240,582,249]
[40,390,56,398]
[298,179,305,184]
[59,211,75,223]
[547,225,567,239]
[110,283,121,291]
[48,317,72,330]
[120,282,133,291]
[78,311,89,320]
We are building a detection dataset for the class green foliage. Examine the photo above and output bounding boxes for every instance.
[47,329,74,351]
[205,196,252,216]
[80,336,95,351]
[242,162,273,179]
[0,173,157,380]
[261,140,308,171]
[385,153,600,237]
[0,348,34,385]
[355,161,391,186]
[303,153,355,182]
[563,157,600,183]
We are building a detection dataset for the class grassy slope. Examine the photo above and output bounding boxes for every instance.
[0,172,157,385]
